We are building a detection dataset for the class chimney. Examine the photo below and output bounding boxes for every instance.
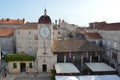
[55,20,57,25]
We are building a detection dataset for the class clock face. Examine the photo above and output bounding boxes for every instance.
[39,26,50,38]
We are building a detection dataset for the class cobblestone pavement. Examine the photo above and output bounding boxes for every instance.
[14,76,50,80]
[0,72,51,80]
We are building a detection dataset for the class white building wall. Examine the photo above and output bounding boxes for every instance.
[0,36,15,54]
[16,29,38,56]
[98,30,120,74]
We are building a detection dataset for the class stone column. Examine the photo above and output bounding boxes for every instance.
[64,54,66,63]
[90,55,92,63]
[73,56,75,63]
[81,54,83,67]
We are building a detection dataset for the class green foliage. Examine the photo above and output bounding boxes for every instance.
[80,66,89,75]
[4,52,35,62]
[50,75,55,80]
[51,69,56,75]
[50,69,56,80]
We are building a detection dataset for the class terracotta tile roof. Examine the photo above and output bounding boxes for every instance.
[0,18,24,25]
[85,32,101,39]
[53,40,103,53]
[98,23,120,30]
[17,22,38,29]
[89,21,106,29]
[75,29,86,34]
[0,28,14,37]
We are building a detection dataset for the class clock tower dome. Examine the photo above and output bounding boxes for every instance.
[36,9,56,72]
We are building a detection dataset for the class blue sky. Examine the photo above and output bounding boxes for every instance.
[0,0,120,26]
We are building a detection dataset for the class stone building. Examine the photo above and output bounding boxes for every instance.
[15,9,103,73]
[16,23,38,56]
[97,23,120,74]
[0,28,15,56]
[53,19,78,40]
[0,18,24,28]
[8,61,34,73]
[0,18,25,56]
[84,32,102,46]
[86,22,120,75]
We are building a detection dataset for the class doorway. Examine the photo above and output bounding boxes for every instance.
[20,63,26,72]
[42,64,47,72]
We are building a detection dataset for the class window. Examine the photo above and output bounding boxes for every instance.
[112,52,117,60]
[58,31,60,35]
[114,41,117,48]
[29,63,33,68]
[13,63,17,68]
[34,35,38,40]
[58,25,60,28]
[107,41,110,47]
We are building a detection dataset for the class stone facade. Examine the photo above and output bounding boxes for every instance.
[0,28,15,54]
[84,32,102,46]
[37,23,57,72]
[98,30,120,74]
[87,22,120,75]
[0,36,15,54]
[15,10,102,73]
[53,20,78,40]
[8,61,34,73]
[16,28,38,56]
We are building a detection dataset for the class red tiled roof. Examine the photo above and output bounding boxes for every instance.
[88,21,106,29]
[0,18,24,25]
[0,28,14,37]
[17,22,38,29]
[98,23,120,30]
[53,40,103,53]
[85,32,101,39]
[75,29,86,34]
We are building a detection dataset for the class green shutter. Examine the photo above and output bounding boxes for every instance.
[13,63,17,68]
[29,63,33,68]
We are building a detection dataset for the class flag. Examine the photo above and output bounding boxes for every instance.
[2,50,8,55]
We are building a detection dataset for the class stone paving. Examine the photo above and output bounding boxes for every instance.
[0,72,51,80]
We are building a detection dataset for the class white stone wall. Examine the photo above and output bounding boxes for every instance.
[99,30,120,50]
[37,24,57,72]
[8,61,34,73]
[0,36,15,54]
[53,21,77,40]
[59,21,77,32]
[16,29,38,56]
[98,30,120,74]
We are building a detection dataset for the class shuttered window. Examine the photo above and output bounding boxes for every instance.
[29,63,33,68]
[13,63,17,68]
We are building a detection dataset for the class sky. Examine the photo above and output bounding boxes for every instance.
[0,0,120,26]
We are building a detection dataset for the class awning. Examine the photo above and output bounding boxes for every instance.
[56,75,120,80]
[55,63,80,75]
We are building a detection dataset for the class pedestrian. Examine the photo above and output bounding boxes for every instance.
[34,72,36,77]
[5,71,7,78]
[1,70,5,78]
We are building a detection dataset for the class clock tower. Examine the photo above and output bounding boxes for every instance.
[36,9,57,72]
